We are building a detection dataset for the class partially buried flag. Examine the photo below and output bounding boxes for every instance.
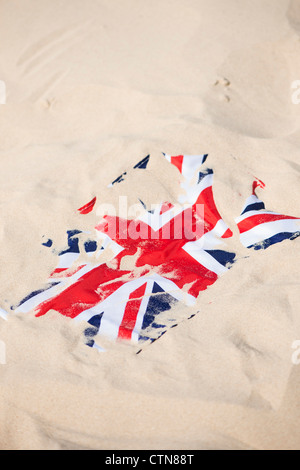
[12,153,236,349]
[7,153,300,351]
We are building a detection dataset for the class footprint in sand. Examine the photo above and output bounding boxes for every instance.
[213,77,231,102]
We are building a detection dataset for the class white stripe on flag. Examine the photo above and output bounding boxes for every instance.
[181,155,207,180]
[98,300,127,340]
[239,218,300,247]
[131,280,155,343]
[57,252,80,269]
[239,194,263,213]
[75,274,196,327]
[0,308,8,320]
[235,210,283,224]
[14,282,63,314]
[197,219,230,250]
[138,203,185,231]
[183,240,228,275]
[212,218,230,238]
[179,172,213,205]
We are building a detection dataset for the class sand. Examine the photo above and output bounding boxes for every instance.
[0,0,300,450]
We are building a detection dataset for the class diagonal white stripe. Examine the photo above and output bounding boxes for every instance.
[239,218,300,247]
[183,240,228,275]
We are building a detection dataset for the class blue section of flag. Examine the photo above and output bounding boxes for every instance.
[59,230,82,255]
[249,231,300,250]
[133,155,150,169]
[84,313,103,347]
[84,240,97,252]
[205,249,236,267]
[139,282,178,342]
[111,155,150,185]
[202,154,208,164]
[241,201,265,215]
[111,155,150,186]
[42,238,53,248]
[111,172,127,186]
[198,168,213,184]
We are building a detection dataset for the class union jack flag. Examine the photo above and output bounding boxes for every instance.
[6,153,300,351]
[12,153,236,349]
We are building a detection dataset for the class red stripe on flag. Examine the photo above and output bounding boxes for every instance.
[160,201,174,215]
[50,265,87,278]
[238,213,299,234]
[118,284,147,340]
[78,197,96,215]
[171,155,184,174]
[252,179,265,195]
[195,186,222,231]
[222,228,233,238]
[35,265,131,318]
[157,248,218,297]
[118,283,147,340]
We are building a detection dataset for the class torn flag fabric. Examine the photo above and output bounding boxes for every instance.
[5,153,300,351]
[12,153,236,349]
[235,180,300,250]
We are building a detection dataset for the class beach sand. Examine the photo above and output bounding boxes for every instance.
[0,0,300,450]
